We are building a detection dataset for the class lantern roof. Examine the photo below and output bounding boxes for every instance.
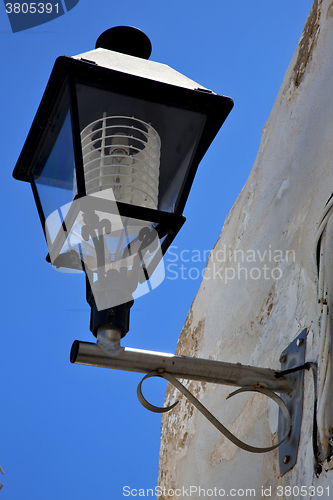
[72,47,208,92]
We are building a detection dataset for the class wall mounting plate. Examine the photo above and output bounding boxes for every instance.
[278,328,306,476]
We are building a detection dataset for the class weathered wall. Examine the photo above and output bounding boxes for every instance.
[158,0,333,496]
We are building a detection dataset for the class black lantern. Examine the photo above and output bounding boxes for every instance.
[13,26,233,338]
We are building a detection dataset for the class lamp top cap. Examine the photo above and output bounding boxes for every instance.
[95,26,152,60]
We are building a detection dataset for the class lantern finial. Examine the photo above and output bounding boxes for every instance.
[95,26,152,60]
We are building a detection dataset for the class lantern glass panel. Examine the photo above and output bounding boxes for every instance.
[30,81,77,243]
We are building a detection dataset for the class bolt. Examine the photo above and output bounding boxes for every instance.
[296,338,304,347]
[279,353,287,364]
[283,455,290,464]
[108,308,115,316]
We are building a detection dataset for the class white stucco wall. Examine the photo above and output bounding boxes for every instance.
[158,0,333,497]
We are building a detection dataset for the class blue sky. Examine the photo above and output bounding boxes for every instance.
[1,1,313,498]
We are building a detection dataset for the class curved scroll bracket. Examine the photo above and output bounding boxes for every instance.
[137,370,291,454]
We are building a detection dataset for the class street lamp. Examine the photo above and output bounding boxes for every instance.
[13,26,313,473]
[13,25,233,338]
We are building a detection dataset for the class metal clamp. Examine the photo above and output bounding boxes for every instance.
[277,329,307,475]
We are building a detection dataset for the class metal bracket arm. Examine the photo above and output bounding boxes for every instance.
[70,340,293,394]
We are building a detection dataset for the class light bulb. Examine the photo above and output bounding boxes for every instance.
[81,114,161,209]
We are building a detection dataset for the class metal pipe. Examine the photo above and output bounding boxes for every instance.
[70,341,294,394]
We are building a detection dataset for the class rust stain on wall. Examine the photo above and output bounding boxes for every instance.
[175,306,205,357]
[292,0,322,87]
[327,1,333,18]
[254,286,276,327]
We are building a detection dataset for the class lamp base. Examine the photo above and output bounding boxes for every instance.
[89,299,134,338]
[86,276,134,338]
